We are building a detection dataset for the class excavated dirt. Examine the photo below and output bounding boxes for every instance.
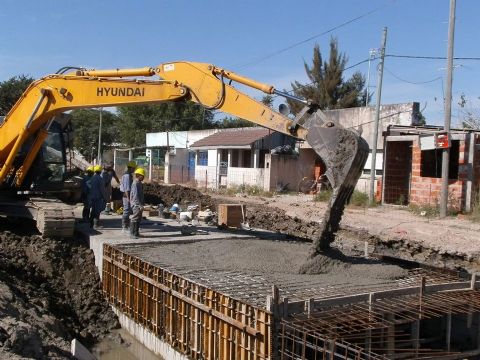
[143,183,216,210]
[0,219,119,359]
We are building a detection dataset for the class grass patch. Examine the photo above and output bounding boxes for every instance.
[209,184,274,198]
[313,189,333,202]
[469,192,480,222]
[349,190,370,207]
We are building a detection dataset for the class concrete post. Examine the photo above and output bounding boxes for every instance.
[253,149,260,169]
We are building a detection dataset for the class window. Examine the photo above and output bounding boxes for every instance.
[197,151,208,166]
[420,140,459,179]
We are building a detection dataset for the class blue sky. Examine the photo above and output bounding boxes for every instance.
[1,0,479,126]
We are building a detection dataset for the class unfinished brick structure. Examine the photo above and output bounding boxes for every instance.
[383,126,480,212]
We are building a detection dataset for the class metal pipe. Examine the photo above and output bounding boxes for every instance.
[76,67,155,78]
[273,89,308,105]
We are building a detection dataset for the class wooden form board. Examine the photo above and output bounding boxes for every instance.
[102,244,272,360]
[217,204,246,229]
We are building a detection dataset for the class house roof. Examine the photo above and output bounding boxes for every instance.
[190,128,272,149]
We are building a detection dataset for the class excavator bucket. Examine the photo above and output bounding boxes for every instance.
[302,108,369,255]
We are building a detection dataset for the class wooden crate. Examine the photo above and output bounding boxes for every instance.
[217,204,246,229]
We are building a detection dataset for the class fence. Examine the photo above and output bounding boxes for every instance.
[102,244,273,359]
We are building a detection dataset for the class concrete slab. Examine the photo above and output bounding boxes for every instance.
[76,210,262,277]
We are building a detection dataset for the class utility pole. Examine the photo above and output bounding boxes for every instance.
[440,0,456,218]
[97,107,103,165]
[365,49,377,107]
[369,27,387,205]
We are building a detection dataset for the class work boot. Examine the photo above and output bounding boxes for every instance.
[121,218,130,233]
[134,222,140,237]
[130,222,138,239]
[82,208,90,223]
[93,218,103,230]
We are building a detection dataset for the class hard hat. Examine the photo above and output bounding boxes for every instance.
[93,165,102,172]
[134,167,145,177]
[86,165,94,172]
[127,160,137,168]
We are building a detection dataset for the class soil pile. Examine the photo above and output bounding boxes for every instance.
[143,183,216,210]
[245,205,320,240]
[0,221,119,359]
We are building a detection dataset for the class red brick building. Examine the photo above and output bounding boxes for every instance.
[382,125,480,212]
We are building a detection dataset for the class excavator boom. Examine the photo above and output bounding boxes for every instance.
[1,61,368,251]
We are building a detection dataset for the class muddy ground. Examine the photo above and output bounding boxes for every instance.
[0,219,119,359]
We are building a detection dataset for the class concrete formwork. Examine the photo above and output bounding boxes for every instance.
[85,215,480,359]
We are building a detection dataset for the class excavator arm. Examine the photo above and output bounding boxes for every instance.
[0,61,368,251]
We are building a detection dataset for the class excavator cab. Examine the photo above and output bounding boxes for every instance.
[19,114,73,192]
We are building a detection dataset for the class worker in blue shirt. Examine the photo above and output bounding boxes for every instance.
[89,165,108,229]
[119,160,137,232]
[130,167,145,239]
[101,163,119,214]
[81,165,94,222]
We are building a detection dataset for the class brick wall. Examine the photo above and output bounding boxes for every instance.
[410,140,467,210]
[383,141,412,205]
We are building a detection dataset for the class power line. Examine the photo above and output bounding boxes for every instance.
[384,66,443,85]
[233,3,391,70]
[386,54,480,60]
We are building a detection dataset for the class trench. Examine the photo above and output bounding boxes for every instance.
[0,218,153,360]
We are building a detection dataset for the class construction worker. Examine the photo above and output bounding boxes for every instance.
[80,166,94,222]
[130,167,145,239]
[89,165,108,229]
[119,160,137,232]
[101,163,119,215]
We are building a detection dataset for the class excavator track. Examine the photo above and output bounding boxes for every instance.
[304,114,369,255]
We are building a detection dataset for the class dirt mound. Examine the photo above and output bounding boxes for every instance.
[0,221,119,359]
[245,205,320,240]
[144,183,216,210]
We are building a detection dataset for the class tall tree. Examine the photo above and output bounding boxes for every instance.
[0,75,35,115]
[117,102,213,147]
[458,93,480,129]
[287,39,367,114]
[70,109,120,162]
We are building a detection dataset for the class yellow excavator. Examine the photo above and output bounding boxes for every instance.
[0,61,368,251]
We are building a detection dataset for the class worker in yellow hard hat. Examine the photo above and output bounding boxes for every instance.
[89,164,108,229]
[101,162,120,215]
[119,160,137,232]
[80,166,94,222]
[129,167,145,239]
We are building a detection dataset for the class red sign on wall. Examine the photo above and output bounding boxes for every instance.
[435,132,450,149]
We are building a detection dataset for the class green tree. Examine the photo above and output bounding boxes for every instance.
[117,102,213,147]
[0,75,35,115]
[261,95,274,108]
[70,109,120,162]
[287,38,367,114]
[215,116,254,128]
